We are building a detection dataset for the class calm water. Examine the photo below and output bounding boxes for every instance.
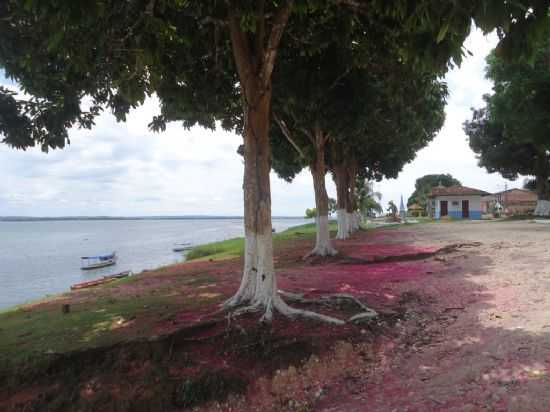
[0,218,310,309]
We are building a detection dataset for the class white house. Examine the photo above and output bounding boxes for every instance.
[427,185,488,220]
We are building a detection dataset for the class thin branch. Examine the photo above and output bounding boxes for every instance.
[301,127,315,145]
[274,113,306,158]
[327,67,352,92]
[228,13,254,94]
[260,0,294,85]
[256,0,266,57]
[332,0,370,15]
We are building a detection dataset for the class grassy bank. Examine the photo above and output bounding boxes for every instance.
[186,221,337,261]
[0,221,329,375]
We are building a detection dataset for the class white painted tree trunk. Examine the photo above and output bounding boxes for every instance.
[352,211,362,230]
[534,200,550,216]
[346,212,355,233]
[349,212,361,232]
[308,214,337,256]
[336,209,349,239]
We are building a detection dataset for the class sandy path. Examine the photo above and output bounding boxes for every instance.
[321,220,550,412]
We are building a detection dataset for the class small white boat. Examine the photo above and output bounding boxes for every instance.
[80,252,117,270]
[173,242,192,252]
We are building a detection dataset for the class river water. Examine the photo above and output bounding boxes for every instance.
[0,218,310,309]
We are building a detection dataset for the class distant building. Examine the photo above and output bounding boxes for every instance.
[428,185,488,220]
[482,188,537,215]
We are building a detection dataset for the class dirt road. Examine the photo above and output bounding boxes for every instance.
[322,220,550,412]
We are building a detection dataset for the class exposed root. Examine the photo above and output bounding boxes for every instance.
[303,246,338,259]
[221,293,347,325]
[348,311,378,324]
[231,303,263,318]
[341,242,482,265]
[278,290,378,324]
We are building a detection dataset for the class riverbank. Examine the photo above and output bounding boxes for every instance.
[0,221,387,410]
[0,222,335,373]
[0,217,311,309]
[6,220,545,411]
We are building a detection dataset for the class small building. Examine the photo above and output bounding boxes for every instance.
[428,185,488,220]
[482,188,537,215]
[407,203,425,217]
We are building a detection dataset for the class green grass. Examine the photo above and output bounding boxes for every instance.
[0,295,174,370]
[0,270,225,377]
[186,221,337,261]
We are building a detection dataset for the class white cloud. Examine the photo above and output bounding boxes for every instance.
[0,28,519,217]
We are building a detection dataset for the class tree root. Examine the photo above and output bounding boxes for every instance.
[303,245,338,259]
[277,290,378,324]
[221,291,349,325]
[222,290,379,326]
[341,242,482,265]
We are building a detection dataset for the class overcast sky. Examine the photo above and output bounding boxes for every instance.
[0,28,523,217]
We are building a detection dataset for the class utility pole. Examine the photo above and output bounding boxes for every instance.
[504,182,508,212]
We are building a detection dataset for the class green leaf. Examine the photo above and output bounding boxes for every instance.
[47,31,64,52]
[436,21,450,44]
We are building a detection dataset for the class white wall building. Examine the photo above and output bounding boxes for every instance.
[428,185,488,220]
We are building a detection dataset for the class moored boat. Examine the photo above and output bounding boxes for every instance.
[80,252,117,270]
[172,242,192,252]
[71,270,132,290]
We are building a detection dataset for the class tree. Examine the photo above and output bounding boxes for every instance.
[304,208,317,219]
[407,174,462,210]
[387,201,398,219]
[2,0,548,322]
[269,10,410,255]
[328,66,448,238]
[524,178,550,192]
[357,180,382,218]
[464,38,550,215]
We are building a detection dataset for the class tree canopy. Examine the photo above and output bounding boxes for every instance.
[2,0,550,321]
[407,174,461,208]
[464,38,550,202]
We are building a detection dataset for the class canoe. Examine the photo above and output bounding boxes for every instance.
[173,242,192,252]
[71,277,116,290]
[70,271,132,290]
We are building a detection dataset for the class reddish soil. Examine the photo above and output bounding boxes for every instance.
[3,220,550,412]
[318,221,550,412]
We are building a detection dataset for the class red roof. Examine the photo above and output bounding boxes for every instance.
[483,188,537,203]
[428,185,489,197]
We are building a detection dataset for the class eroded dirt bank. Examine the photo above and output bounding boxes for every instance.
[2,221,549,411]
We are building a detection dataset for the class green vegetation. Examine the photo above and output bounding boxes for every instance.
[407,174,461,210]
[0,271,221,376]
[304,208,317,219]
[464,40,550,206]
[0,296,170,370]
[0,222,340,374]
[187,222,337,261]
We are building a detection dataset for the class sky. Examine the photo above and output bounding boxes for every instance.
[0,28,524,217]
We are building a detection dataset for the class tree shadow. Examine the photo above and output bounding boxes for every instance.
[317,237,550,411]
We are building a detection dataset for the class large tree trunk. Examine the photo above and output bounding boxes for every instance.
[333,163,349,240]
[222,7,282,321]
[308,127,337,257]
[223,5,343,324]
[346,161,359,233]
[222,77,278,316]
[534,152,550,216]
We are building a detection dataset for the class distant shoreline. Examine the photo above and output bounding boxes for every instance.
[0,216,306,222]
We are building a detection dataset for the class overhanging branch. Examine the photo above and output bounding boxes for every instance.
[274,112,306,158]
